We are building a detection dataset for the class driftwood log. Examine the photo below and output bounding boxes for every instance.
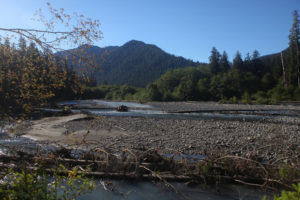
[0,148,299,190]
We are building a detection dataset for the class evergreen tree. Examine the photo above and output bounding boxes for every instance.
[220,51,230,72]
[252,50,260,60]
[175,76,195,100]
[288,10,300,87]
[0,3,102,117]
[209,47,221,74]
[243,53,251,72]
[251,50,264,77]
[232,51,243,71]
[145,83,161,101]
[18,36,26,50]
[4,38,10,47]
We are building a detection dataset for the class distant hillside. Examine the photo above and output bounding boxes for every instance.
[258,49,289,81]
[57,40,201,87]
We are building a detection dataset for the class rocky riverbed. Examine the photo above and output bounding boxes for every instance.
[9,102,300,163]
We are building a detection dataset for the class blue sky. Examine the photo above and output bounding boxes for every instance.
[0,0,299,62]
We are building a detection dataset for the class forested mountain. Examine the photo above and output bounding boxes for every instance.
[82,40,300,103]
[57,40,201,87]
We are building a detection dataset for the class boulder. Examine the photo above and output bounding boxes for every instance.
[116,105,128,112]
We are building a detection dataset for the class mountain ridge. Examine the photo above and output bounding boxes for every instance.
[57,40,202,87]
[57,40,284,88]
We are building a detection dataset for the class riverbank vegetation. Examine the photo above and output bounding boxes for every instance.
[0,3,102,118]
[0,166,96,200]
[0,144,299,199]
[0,40,84,117]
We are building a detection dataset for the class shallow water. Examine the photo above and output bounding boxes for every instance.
[59,99,153,109]
[79,180,267,200]
[0,135,57,156]
[0,123,57,155]
[56,100,296,122]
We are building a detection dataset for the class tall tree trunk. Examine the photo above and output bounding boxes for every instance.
[281,52,288,88]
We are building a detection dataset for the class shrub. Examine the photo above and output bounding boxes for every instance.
[0,166,96,200]
[241,92,251,104]
[252,91,271,104]
[274,183,300,200]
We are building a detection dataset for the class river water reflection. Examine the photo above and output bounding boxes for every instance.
[57,99,299,121]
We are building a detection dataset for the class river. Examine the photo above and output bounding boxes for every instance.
[57,99,300,121]
[2,100,294,199]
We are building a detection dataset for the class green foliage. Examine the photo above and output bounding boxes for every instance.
[82,84,142,101]
[0,170,49,200]
[145,83,162,101]
[279,166,299,183]
[293,87,300,99]
[227,96,238,104]
[268,85,286,101]
[262,73,276,91]
[197,78,210,100]
[120,84,137,99]
[232,51,243,71]
[267,84,300,102]
[173,76,195,100]
[209,47,221,74]
[146,66,207,101]
[220,51,230,72]
[241,92,251,104]
[252,91,271,104]
[273,183,300,200]
[0,166,96,200]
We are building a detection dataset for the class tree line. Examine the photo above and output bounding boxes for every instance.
[0,38,86,117]
[84,10,300,104]
[0,2,102,118]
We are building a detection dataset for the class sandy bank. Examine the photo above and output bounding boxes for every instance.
[19,114,133,146]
